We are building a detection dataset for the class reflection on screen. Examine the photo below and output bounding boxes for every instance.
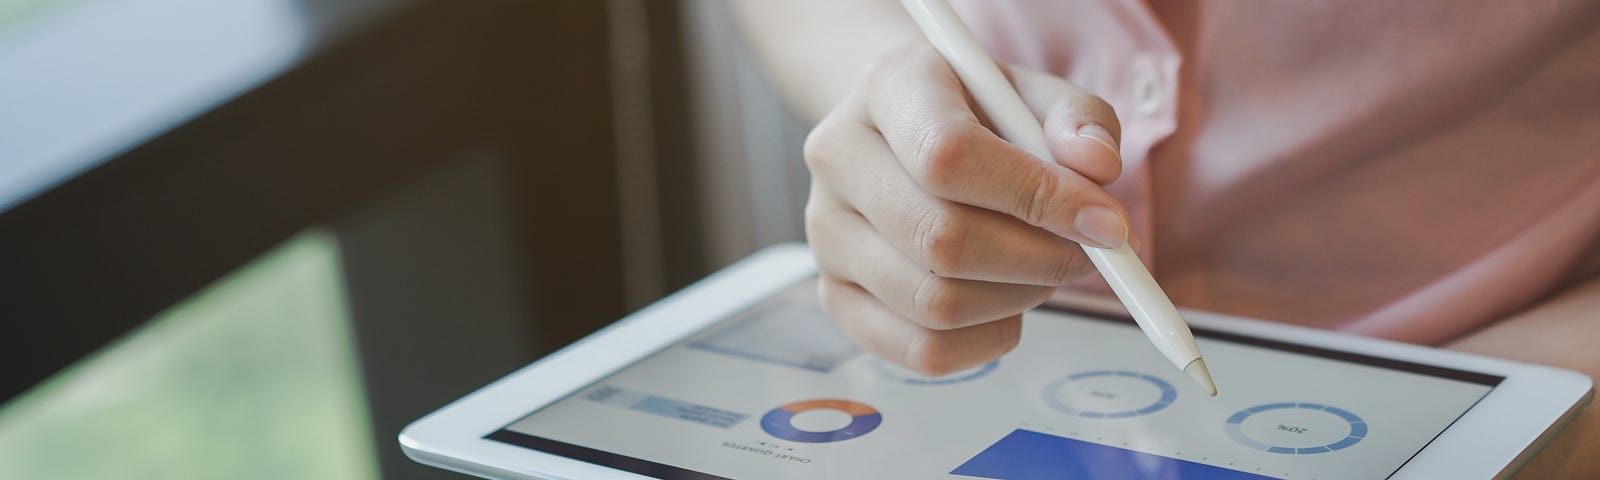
[491,280,1497,479]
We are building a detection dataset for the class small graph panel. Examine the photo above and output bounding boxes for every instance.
[686,284,860,373]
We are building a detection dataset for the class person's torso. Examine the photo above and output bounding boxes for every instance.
[954,0,1600,343]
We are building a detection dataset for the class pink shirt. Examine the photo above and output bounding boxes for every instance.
[953,0,1600,344]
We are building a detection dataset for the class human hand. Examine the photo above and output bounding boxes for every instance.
[804,43,1131,376]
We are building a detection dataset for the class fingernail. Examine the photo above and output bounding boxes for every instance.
[1075,206,1128,249]
[1076,123,1121,159]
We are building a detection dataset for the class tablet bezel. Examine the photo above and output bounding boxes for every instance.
[400,243,1593,480]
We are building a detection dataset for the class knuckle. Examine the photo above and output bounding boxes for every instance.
[802,196,827,227]
[912,275,963,329]
[802,198,833,243]
[801,123,837,175]
[1041,259,1076,287]
[879,43,940,70]
[863,48,903,78]
[909,203,967,275]
[913,121,978,195]
[1019,175,1078,227]
[865,43,935,87]
[1042,243,1094,285]
[900,43,945,69]
[803,201,861,283]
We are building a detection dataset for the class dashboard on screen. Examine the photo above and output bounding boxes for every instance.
[488,279,1499,480]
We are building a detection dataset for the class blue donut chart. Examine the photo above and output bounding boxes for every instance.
[759,399,882,443]
[1225,402,1366,454]
[1043,370,1177,418]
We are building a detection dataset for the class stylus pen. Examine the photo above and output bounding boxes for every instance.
[901,0,1217,396]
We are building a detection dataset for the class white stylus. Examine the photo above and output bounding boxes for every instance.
[901,0,1217,395]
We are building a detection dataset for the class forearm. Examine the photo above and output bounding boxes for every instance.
[729,0,921,123]
[1448,276,1600,478]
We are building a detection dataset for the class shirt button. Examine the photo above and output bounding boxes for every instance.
[1131,56,1162,115]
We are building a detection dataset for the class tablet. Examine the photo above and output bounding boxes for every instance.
[401,244,1593,480]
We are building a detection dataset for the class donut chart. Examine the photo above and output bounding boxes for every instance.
[760,399,882,443]
[1225,402,1366,454]
[1044,370,1177,418]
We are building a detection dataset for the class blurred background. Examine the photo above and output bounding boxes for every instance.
[0,0,809,478]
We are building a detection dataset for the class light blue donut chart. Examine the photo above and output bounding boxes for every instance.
[873,359,999,386]
[1225,402,1366,455]
[1043,370,1178,418]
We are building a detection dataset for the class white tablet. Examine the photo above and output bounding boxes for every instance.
[401,244,1593,480]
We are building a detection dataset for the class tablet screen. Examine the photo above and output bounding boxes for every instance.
[489,279,1501,479]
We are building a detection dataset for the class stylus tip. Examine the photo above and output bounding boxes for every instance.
[1185,358,1218,396]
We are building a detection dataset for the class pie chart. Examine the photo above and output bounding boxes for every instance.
[760,399,882,443]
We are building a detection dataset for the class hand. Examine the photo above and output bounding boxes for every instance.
[804,43,1130,376]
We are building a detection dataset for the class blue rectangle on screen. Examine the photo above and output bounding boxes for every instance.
[628,395,747,429]
[951,429,1275,480]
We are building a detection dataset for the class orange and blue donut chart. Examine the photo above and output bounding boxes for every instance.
[759,399,882,443]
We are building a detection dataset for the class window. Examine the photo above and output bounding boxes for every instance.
[0,231,378,479]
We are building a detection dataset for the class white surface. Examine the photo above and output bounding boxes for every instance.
[400,243,1593,480]
[899,0,1207,380]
